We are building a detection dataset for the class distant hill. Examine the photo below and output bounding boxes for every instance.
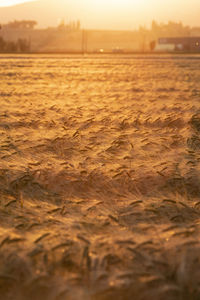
[0,0,142,30]
[0,0,79,28]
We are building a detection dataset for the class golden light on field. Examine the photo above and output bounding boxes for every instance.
[1,52,200,299]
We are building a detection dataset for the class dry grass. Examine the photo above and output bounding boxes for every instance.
[0,54,200,299]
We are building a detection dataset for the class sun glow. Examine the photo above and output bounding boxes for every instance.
[88,0,144,12]
[81,0,150,29]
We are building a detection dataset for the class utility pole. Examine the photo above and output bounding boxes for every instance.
[28,35,31,53]
[82,29,84,54]
[81,29,87,54]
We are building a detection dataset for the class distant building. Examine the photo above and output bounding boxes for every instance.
[157,37,200,52]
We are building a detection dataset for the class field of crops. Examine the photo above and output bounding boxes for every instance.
[0,54,200,300]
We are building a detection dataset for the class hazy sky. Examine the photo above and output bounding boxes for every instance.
[0,0,200,29]
[0,0,33,5]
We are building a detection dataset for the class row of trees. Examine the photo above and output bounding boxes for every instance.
[0,37,30,53]
[139,21,197,38]
[4,20,37,29]
[1,19,197,36]
[150,20,191,37]
[2,19,81,32]
[57,20,81,31]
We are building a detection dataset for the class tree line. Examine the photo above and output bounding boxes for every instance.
[139,20,199,41]
[2,19,81,31]
[0,37,30,53]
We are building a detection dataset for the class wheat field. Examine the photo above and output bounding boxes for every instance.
[0,54,200,300]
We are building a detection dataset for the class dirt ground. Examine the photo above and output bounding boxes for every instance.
[0,54,200,300]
